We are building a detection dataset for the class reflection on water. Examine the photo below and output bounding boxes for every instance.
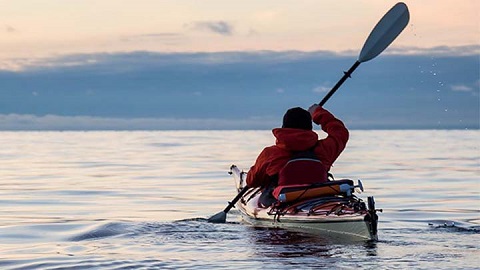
[0,130,478,269]
[247,226,379,259]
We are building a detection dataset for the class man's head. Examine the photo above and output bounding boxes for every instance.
[282,107,312,130]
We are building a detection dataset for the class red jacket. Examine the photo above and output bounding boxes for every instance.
[246,107,349,188]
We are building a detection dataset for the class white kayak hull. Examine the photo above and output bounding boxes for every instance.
[230,165,379,241]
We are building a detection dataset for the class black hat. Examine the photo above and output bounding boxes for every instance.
[282,107,312,130]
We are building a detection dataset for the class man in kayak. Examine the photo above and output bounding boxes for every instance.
[246,104,349,206]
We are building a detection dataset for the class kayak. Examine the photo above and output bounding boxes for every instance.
[229,165,379,241]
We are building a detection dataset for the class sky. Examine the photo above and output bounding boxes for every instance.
[1,0,479,67]
[0,1,479,130]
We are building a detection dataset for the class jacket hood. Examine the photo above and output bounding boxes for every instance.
[272,128,318,151]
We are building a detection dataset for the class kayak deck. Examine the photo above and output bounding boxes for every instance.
[229,165,379,241]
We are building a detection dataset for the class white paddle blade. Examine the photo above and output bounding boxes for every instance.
[358,2,410,63]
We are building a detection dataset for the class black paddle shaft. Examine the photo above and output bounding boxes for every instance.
[319,61,361,106]
[222,186,249,213]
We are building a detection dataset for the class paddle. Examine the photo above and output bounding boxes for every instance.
[208,186,249,223]
[319,2,409,106]
[208,2,409,224]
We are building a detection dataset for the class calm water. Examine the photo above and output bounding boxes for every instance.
[0,130,478,269]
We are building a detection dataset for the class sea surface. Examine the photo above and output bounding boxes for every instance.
[0,130,478,269]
